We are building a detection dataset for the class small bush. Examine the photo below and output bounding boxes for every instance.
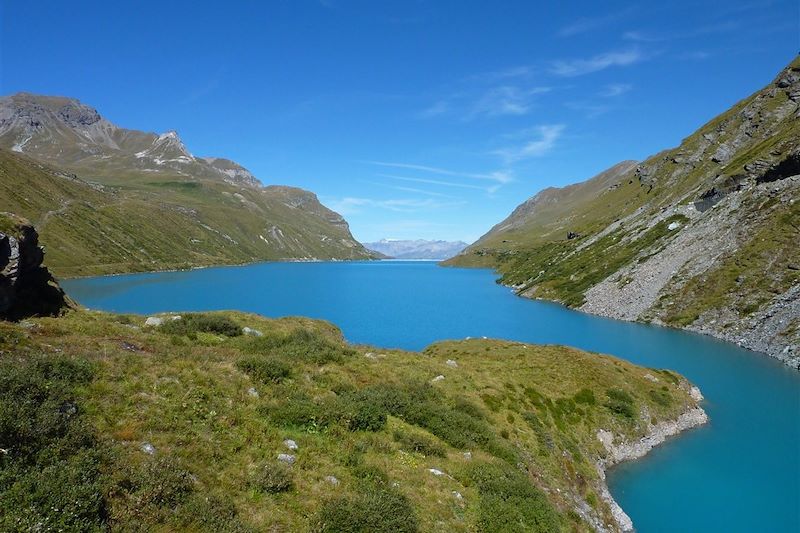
[480,393,504,412]
[573,388,596,405]
[265,395,342,430]
[467,461,561,532]
[176,494,253,532]
[237,356,291,384]
[254,462,293,494]
[648,389,672,407]
[392,429,446,457]
[159,313,242,337]
[453,396,486,419]
[0,356,107,532]
[351,463,389,484]
[241,329,355,365]
[605,388,636,419]
[312,483,418,533]
[344,398,387,432]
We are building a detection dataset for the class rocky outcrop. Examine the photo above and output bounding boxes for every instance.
[0,213,71,320]
[595,387,708,532]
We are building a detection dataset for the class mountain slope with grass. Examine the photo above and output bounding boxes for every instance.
[0,307,706,532]
[447,57,800,368]
[0,94,374,276]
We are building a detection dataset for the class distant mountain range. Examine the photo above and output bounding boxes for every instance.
[364,239,468,260]
[446,57,800,368]
[0,93,375,276]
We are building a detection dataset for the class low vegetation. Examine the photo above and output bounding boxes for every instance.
[0,310,703,531]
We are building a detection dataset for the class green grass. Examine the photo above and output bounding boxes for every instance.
[0,149,374,278]
[0,310,704,531]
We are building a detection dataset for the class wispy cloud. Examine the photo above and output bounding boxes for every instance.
[491,124,565,163]
[465,65,535,83]
[599,83,632,97]
[418,84,550,120]
[565,101,609,118]
[551,49,644,77]
[378,174,496,192]
[466,86,551,119]
[417,100,450,118]
[558,7,636,37]
[623,19,742,43]
[365,161,513,184]
[326,196,463,216]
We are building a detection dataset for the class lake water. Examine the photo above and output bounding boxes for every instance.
[62,260,800,532]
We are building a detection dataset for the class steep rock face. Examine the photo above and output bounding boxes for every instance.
[0,213,71,320]
[447,57,800,368]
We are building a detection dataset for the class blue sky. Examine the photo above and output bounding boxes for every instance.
[2,1,798,243]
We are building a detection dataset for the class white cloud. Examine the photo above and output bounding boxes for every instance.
[466,86,551,119]
[599,83,632,97]
[551,49,643,77]
[558,7,636,37]
[378,174,489,191]
[417,100,449,118]
[326,196,463,216]
[492,124,565,163]
[365,161,513,184]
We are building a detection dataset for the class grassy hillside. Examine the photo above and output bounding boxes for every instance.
[0,150,372,277]
[447,57,800,366]
[0,310,703,532]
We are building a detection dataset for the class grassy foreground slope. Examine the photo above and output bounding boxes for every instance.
[447,57,800,367]
[0,310,704,532]
[0,149,372,277]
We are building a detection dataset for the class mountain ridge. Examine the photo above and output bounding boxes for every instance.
[364,238,468,260]
[0,93,376,276]
[447,56,800,368]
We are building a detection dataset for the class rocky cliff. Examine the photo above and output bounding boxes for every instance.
[0,213,71,320]
[447,57,800,369]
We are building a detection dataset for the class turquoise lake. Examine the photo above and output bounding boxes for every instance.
[62,260,800,532]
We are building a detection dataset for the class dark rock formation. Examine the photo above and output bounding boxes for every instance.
[0,213,72,320]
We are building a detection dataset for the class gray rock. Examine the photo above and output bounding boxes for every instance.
[445,359,458,368]
[247,387,259,398]
[141,443,156,455]
[428,468,445,476]
[431,375,445,383]
[145,316,164,327]
[277,453,296,464]
[284,439,298,451]
[324,475,340,486]
[242,326,263,337]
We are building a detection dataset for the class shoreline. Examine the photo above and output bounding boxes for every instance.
[55,256,381,281]
[594,386,709,531]
[483,270,799,371]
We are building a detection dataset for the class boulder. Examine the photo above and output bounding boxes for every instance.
[277,453,296,465]
[145,316,164,327]
[0,213,71,320]
[242,326,263,337]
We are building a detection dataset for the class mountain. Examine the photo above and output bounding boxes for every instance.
[447,57,800,369]
[364,239,468,260]
[0,93,374,276]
